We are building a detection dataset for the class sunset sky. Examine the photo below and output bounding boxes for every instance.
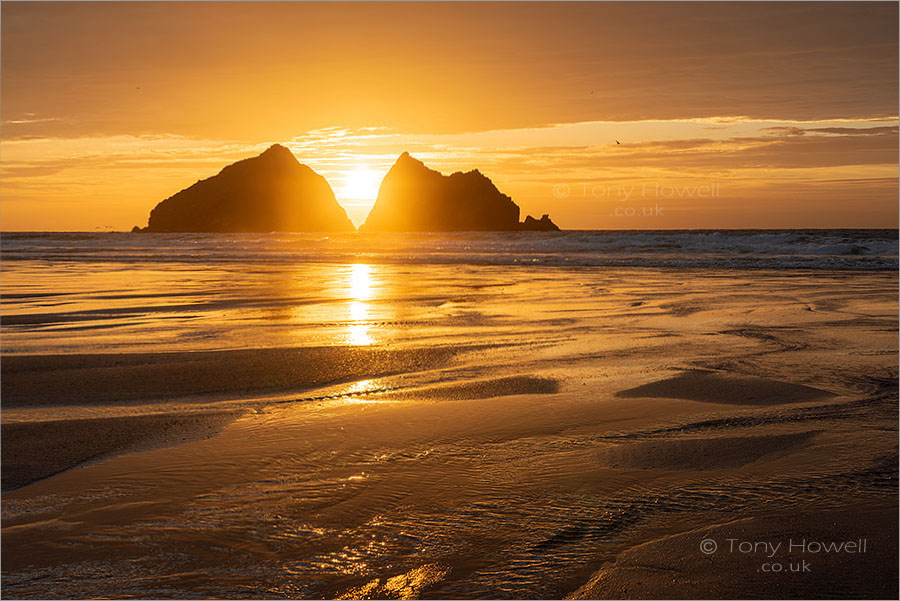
[1,1,897,231]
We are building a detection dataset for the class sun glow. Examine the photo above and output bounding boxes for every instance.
[336,168,384,228]
[341,168,382,201]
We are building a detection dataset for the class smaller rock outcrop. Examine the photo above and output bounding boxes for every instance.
[518,214,560,231]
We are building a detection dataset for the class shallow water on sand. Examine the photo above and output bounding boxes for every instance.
[1,234,898,598]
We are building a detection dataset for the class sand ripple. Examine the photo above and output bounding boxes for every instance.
[616,370,836,405]
[594,431,818,470]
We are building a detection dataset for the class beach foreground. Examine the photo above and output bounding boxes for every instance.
[1,233,897,599]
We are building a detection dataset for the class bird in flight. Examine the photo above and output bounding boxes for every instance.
[615,140,620,145]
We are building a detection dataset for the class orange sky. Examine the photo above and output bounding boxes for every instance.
[1,1,897,230]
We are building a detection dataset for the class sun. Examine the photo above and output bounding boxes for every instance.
[341,168,382,201]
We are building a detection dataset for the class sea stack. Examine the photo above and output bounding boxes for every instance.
[360,152,559,232]
[519,214,560,231]
[132,144,355,233]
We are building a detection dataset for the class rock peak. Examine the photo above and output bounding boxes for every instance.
[395,151,424,167]
[261,143,293,157]
[388,152,435,179]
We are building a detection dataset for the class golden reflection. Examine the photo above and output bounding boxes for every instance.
[335,378,401,406]
[348,302,372,345]
[343,378,377,395]
[337,564,451,600]
[346,263,374,345]
[341,378,381,403]
[350,263,372,300]
[350,300,367,322]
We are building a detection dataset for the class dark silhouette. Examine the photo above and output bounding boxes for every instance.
[133,145,355,233]
[360,152,559,232]
[519,214,560,231]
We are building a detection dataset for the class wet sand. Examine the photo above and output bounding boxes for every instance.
[616,370,837,405]
[593,431,819,471]
[2,411,241,492]
[0,354,549,492]
[1,346,462,407]
[569,507,898,600]
[1,265,897,598]
[1,345,463,490]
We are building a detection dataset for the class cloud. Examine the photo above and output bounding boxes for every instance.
[2,116,60,125]
[764,125,899,137]
[2,2,897,142]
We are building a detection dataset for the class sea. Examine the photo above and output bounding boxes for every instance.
[2,229,897,270]
[1,229,896,356]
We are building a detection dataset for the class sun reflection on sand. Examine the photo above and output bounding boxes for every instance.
[348,302,372,345]
[346,264,373,345]
[337,564,452,599]
[343,378,377,395]
[340,378,386,403]
[350,263,372,300]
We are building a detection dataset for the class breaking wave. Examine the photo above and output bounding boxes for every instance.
[2,229,897,270]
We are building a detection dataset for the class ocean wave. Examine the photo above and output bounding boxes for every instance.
[1,230,897,271]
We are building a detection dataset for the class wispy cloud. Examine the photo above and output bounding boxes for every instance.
[2,113,62,126]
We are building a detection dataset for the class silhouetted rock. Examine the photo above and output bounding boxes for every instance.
[133,144,354,233]
[360,152,558,232]
[518,214,560,231]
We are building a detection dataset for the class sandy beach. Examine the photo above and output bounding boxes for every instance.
[569,507,898,599]
[2,411,241,492]
[2,250,896,598]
